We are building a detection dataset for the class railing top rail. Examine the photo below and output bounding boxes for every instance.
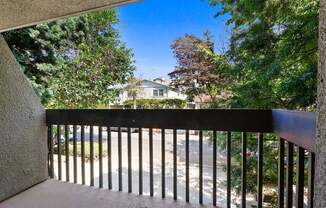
[46,108,316,152]
[46,109,273,132]
[272,109,316,153]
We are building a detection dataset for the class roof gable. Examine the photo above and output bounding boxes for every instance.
[141,79,169,88]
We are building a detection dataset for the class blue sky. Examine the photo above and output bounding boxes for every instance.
[117,0,230,79]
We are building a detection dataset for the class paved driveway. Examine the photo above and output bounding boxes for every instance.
[54,127,256,207]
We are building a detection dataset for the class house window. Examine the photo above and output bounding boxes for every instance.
[153,89,158,97]
[159,89,164,96]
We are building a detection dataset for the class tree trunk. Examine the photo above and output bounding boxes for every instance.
[315,1,326,207]
[133,97,137,109]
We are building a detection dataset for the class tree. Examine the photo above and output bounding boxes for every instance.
[205,0,319,204]
[49,43,134,108]
[169,33,230,104]
[126,76,142,109]
[3,9,135,108]
[3,26,58,104]
[208,0,318,109]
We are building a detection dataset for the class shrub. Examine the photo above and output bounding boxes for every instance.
[54,141,108,161]
[123,98,187,109]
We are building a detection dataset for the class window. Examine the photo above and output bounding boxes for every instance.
[153,89,158,97]
[153,89,164,97]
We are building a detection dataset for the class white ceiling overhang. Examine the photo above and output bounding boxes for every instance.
[0,0,140,33]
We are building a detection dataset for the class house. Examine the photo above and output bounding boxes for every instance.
[116,78,187,104]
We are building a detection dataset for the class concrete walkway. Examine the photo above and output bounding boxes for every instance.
[1,180,214,208]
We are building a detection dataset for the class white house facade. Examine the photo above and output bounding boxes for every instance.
[117,79,187,103]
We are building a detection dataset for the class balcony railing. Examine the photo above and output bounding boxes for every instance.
[46,109,316,208]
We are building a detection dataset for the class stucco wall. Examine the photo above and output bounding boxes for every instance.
[0,35,47,201]
[316,0,326,207]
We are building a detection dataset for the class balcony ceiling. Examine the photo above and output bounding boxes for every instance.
[0,0,140,33]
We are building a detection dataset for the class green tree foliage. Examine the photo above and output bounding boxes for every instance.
[208,0,318,109]
[4,26,58,104]
[169,33,231,104]
[3,9,135,108]
[204,0,319,203]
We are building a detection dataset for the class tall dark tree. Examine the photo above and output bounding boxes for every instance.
[3,9,135,108]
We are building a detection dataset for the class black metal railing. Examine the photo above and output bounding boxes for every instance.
[46,109,316,208]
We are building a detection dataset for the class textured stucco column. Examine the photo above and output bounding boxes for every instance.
[316,0,326,207]
[0,35,47,201]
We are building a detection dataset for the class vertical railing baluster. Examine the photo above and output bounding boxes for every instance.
[99,126,103,188]
[257,133,263,208]
[139,128,143,195]
[128,127,132,193]
[185,130,190,203]
[213,130,217,206]
[161,129,165,198]
[90,126,94,186]
[199,130,203,204]
[107,127,112,190]
[173,129,178,201]
[73,125,77,184]
[48,125,54,178]
[81,125,85,185]
[278,138,285,208]
[118,127,122,191]
[149,128,154,197]
[241,132,247,208]
[57,125,62,180]
[46,111,317,208]
[227,131,231,208]
[296,146,304,208]
[65,125,70,182]
[286,142,294,208]
[308,152,315,208]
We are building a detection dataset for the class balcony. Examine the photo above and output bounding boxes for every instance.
[0,109,316,208]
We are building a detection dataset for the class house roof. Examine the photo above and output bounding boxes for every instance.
[108,79,170,90]
[0,0,140,33]
[141,79,171,88]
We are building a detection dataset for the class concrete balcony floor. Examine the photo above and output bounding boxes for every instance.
[0,179,213,208]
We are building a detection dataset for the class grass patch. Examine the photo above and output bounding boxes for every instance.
[54,141,108,161]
